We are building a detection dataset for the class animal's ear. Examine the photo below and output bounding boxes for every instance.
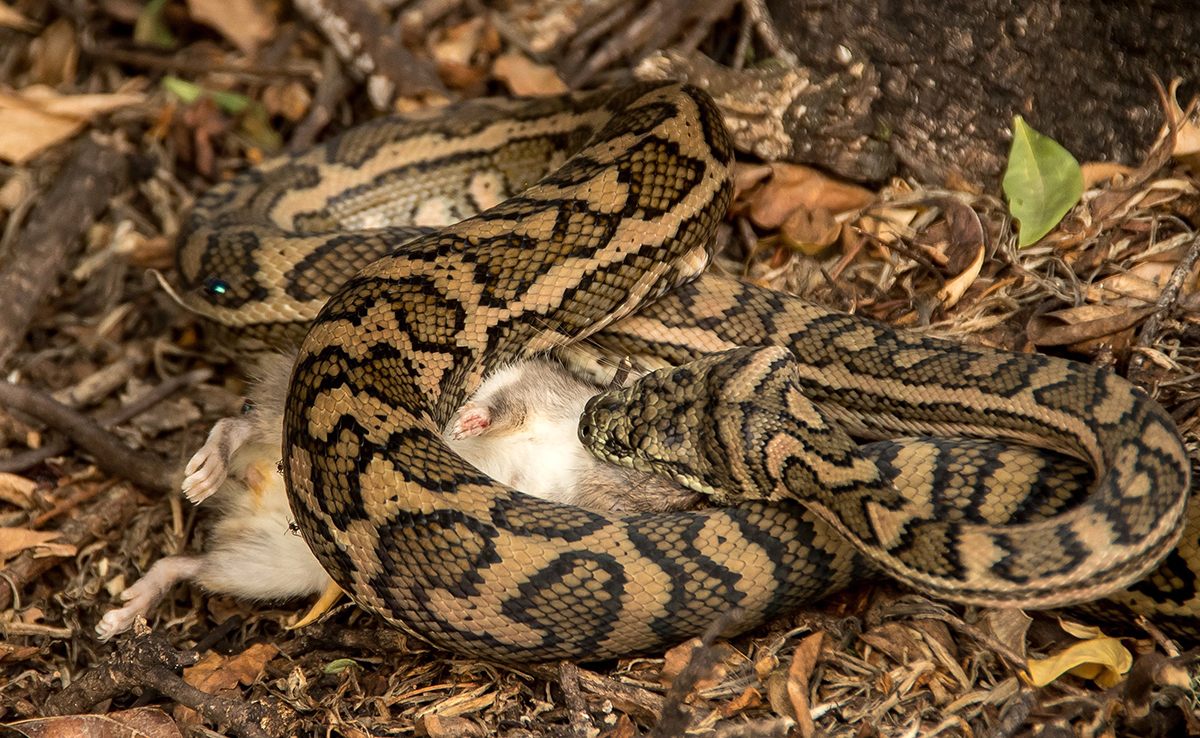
[448,402,492,440]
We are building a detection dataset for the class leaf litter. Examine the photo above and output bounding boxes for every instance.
[0,2,1198,736]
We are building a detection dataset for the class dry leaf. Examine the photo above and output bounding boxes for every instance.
[860,622,926,664]
[738,163,874,230]
[0,2,40,33]
[659,637,732,691]
[1027,636,1132,688]
[183,642,278,693]
[0,87,146,163]
[34,542,78,559]
[1026,305,1155,348]
[717,686,763,718]
[0,100,82,163]
[186,0,275,55]
[859,205,919,244]
[5,707,183,737]
[0,472,37,508]
[1081,161,1135,189]
[0,527,61,562]
[1165,78,1200,159]
[781,206,840,255]
[492,53,567,96]
[787,632,826,738]
[262,81,311,122]
[1088,258,1197,305]
[31,18,78,87]
[415,714,486,738]
[431,17,487,68]
[732,162,773,201]
[937,241,984,308]
[980,609,1031,662]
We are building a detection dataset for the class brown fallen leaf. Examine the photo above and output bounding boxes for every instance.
[0,87,146,163]
[0,472,37,508]
[1026,305,1155,348]
[415,714,486,738]
[780,206,840,255]
[0,527,60,563]
[736,163,875,230]
[860,622,926,665]
[786,632,826,738]
[261,81,312,122]
[937,240,983,308]
[5,706,182,737]
[1164,78,1200,161]
[175,643,279,727]
[1081,161,1136,189]
[0,642,41,662]
[660,636,734,691]
[431,17,492,82]
[0,100,82,164]
[980,609,1032,662]
[492,53,567,96]
[185,0,276,55]
[183,642,279,694]
[1088,256,1198,306]
[31,17,78,88]
[0,1,40,33]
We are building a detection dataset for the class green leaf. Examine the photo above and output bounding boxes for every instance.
[161,76,254,114]
[134,0,176,49]
[1003,116,1083,248]
[323,658,358,674]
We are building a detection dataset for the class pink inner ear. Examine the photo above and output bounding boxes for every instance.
[450,403,491,440]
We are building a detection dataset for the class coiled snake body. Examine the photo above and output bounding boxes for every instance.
[178,83,1196,661]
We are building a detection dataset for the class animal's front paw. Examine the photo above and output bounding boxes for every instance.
[447,402,491,440]
[182,417,252,503]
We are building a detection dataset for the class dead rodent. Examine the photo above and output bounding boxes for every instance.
[99,354,698,639]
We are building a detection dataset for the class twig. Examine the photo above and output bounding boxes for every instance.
[558,661,596,738]
[525,663,664,725]
[0,137,129,368]
[1128,231,1200,383]
[0,482,142,611]
[1134,616,1181,658]
[44,620,295,738]
[0,380,179,495]
[86,43,316,80]
[0,368,212,474]
[982,689,1037,738]
[676,0,741,54]
[294,0,444,108]
[30,478,119,528]
[289,48,351,152]
[739,0,798,66]
[568,0,684,88]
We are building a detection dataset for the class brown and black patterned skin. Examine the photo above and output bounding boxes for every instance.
[176,83,1195,662]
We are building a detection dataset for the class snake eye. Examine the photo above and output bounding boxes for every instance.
[203,277,231,297]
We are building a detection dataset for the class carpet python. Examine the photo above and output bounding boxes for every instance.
[177,82,1196,661]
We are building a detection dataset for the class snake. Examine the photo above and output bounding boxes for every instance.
[175,82,1196,662]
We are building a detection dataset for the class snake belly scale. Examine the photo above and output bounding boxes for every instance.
[176,82,1195,662]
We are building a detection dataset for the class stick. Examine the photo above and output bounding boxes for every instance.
[0,137,128,368]
[0,380,180,495]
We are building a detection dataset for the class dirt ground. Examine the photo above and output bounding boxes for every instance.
[0,1,1198,736]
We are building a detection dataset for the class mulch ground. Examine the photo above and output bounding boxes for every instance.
[0,1,1198,736]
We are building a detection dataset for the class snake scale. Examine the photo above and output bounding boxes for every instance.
[177,82,1196,662]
